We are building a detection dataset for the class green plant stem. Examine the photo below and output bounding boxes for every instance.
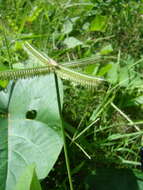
[1,20,13,69]
[54,73,74,190]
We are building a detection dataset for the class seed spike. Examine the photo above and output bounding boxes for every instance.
[24,42,58,66]
[0,66,54,80]
[56,66,104,88]
[0,42,105,89]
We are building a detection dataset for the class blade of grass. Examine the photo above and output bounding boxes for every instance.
[66,133,91,159]
[72,118,99,142]
[117,156,140,166]
[111,102,140,131]
[54,73,74,190]
[1,19,13,69]
[108,131,143,141]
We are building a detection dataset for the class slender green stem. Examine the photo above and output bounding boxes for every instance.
[111,102,140,132]
[1,20,13,69]
[54,73,74,190]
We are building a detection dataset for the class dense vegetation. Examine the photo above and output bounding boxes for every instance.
[1,0,143,189]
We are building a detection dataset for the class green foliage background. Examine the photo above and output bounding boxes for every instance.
[1,0,143,189]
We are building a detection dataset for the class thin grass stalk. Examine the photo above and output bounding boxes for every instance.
[1,20,13,69]
[54,73,74,190]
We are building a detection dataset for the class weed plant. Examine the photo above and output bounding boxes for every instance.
[1,0,143,189]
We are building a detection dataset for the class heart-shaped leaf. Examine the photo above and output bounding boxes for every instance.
[63,37,83,49]
[0,74,63,190]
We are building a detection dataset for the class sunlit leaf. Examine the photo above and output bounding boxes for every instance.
[62,20,73,34]
[63,37,83,48]
[90,15,108,32]
[0,75,63,190]
[100,44,113,55]
[106,63,118,84]
[118,67,129,87]
[98,64,112,76]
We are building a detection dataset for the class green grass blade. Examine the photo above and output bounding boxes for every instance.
[62,55,101,68]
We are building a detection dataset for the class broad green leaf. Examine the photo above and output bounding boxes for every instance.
[0,75,63,190]
[0,83,12,189]
[106,63,118,84]
[90,15,108,32]
[0,118,8,190]
[63,37,83,49]
[84,64,99,75]
[8,75,63,127]
[98,64,112,76]
[99,44,113,55]
[14,41,23,50]
[15,164,42,190]
[62,20,73,34]
[118,67,129,87]
[82,22,90,31]
[6,119,63,190]
[6,75,63,190]
[133,96,143,105]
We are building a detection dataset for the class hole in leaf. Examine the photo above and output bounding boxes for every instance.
[26,110,37,119]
